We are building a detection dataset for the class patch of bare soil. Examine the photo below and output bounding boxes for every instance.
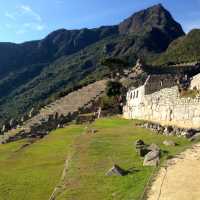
[147,143,200,200]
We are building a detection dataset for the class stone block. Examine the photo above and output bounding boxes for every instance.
[163,140,176,146]
[106,165,127,176]
[143,150,160,166]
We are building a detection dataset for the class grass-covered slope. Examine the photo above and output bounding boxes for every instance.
[154,29,200,65]
[0,125,84,200]
[0,117,193,200]
[57,118,191,200]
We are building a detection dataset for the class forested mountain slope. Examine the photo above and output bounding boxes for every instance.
[0,4,184,124]
[154,29,200,65]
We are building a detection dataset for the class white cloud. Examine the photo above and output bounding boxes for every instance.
[18,5,42,22]
[4,5,46,35]
[16,29,26,35]
[5,12,16,21]
[16,22,45,36]
[35,24,45,31]
[23,23,45,31]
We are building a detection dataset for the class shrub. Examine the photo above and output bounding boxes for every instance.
[106,81,123,97]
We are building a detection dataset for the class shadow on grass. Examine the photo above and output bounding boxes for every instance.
[126,167,141,175]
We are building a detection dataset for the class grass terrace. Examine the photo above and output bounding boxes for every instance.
[0,117,194,200]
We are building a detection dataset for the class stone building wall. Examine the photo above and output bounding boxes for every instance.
[123,75,200,128]
[190,73,200,90]
[144,74,177,95]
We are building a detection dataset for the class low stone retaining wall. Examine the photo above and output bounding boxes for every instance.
[136,121,200,138]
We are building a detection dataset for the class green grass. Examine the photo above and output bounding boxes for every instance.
[0,125,84,200]
[56,117,192,200]
[0,117,194,200]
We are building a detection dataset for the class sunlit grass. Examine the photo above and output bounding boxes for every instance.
[56,117,192,200]
[0,125,84,200]
[0,117,194,200]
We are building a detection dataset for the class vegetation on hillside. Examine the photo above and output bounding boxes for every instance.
[101,58,128,78]
[154,29,200,65]
[0,4,185,125]
[99,80,126,114]
[0,117,194,200]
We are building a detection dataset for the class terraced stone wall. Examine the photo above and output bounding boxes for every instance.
[123,75,200,128]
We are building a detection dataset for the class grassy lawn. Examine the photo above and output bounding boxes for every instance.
[0,117,194,200]
[56,117,192,200]
[0,125,84,200]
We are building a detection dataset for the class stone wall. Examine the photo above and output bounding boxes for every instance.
[123,75,200,128]
[144,74,177,95]
[190,73,200,90]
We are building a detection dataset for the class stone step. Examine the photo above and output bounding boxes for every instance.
[23,80,107,130]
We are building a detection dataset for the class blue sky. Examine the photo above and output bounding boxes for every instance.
[0,0,200,43]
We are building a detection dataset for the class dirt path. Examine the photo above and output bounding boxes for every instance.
[147,143,200,200]
[48,130,91,200]
[49,156,70,200]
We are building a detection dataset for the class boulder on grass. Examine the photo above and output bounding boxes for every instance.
[163,140,176,146]
[135,139,146,151]
[181,129,196,138]
[163,126,173,135]
[137,148,150,157]
[189,133,200,142]
[135,139,150,157]
[143,150,160,166]
[106,165,127,176]
[135,139,145,147]
[147,143,160,152]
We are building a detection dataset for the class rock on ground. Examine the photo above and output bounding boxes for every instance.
[147,143,160,152]
[189,133,200,142]
[143,150,160,166]
[106,165,127,176]
[163,140,176,146]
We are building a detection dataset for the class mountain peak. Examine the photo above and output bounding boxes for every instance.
[151,3,165,9]
[118,4,185,38]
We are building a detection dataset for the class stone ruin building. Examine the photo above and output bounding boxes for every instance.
[123,60,200,128]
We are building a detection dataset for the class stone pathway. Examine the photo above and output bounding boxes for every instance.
[147,143,200,200]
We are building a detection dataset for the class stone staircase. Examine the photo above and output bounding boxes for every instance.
[1,80,107,143]
[23,80,107,131]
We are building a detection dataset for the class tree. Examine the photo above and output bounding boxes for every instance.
[101,58,128,79]
[106,81,123,97]
[104,80,126,114]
